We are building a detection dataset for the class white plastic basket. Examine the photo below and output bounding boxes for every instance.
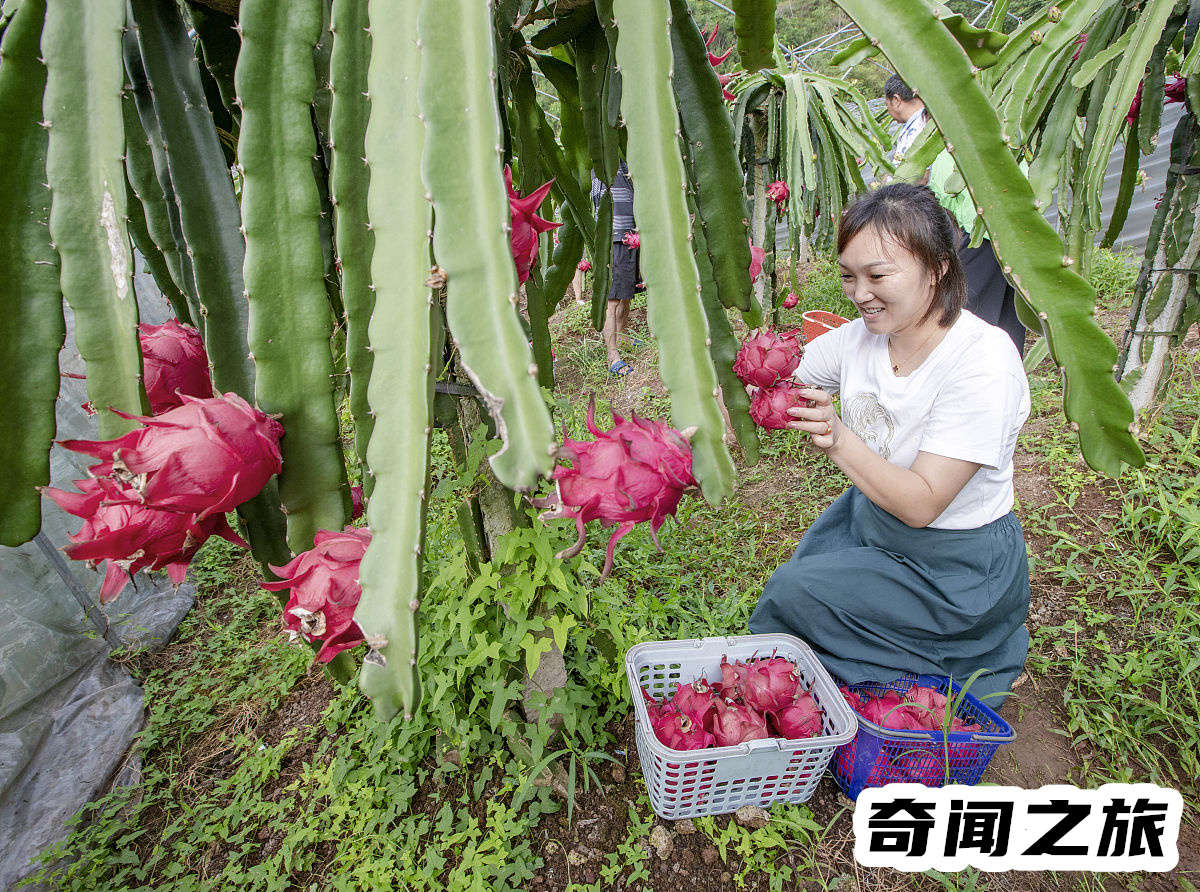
[626,633,858,820]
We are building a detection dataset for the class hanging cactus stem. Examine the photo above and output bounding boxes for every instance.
[237,0,350,553]
[611,0,736,503]
[0,0,66,548]
[44,0,148,438]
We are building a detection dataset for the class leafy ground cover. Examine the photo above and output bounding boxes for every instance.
[27,250,1200,891]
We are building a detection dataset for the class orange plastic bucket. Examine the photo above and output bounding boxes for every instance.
[802,310,850,343]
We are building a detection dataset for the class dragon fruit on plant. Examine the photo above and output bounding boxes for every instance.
[782,291,799,310]
[533,397,697,579]
[749,381,814,430]
[504,165,560,284]
[702,26,738,101]
[766,180,790,206]
[732,328,802,388]
[42,476,247,602]
[262,526,371,663]
[60,393,284,521]
[622,230,641,249]
[576,259,592,272]
[748,243,765,281]
[703,24,733,67]
[717,72,737,102]
[138,319,213,414]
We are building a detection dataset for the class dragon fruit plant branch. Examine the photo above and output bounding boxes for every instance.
[612,0,736,505]
[129,0,254,401]
[0,0,64,548]
[236,0,351,553]
[351,0,440,722]
[44,0,148,440]
[328,0,375,499]
[418,0,555,494]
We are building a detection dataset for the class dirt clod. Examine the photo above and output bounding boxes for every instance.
[610,764,626,784]
[701,845,719,866]
[649,825,673,859]
[673,817,696,834]
[734,805,770,829]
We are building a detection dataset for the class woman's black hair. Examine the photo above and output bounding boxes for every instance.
[836,183,968,327]
[883,74,916,103]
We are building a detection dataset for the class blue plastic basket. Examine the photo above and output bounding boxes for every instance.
[832,673,1015,800]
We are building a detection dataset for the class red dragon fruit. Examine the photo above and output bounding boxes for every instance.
[718,655,750,700]
[710,696,769,746]
[533,397,697,579]
[504,165,560,284]
[771,690,824,740]
[1127,80,1145,126]
[717,72,736,102]
[732,328,801,388]
[653,707,717,751]
[672,678,717,726]
[577,259,592,272]
[740,655,802,712]
[766,180,790,206]
[1165,75,1187,104]
[138,319,213,414]
[840,685,869,712]
[703,24,733,67]
[859,690,927,730]
[622,230,641,249]
[749,381,814,430]
[42,476,247,602]
[749,243,765,280]
[350,485,365,520]
[60,393,284,521]
[262,526,371,663]
[782,291,799,310]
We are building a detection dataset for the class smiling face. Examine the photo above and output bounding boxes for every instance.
[838,225,940,337]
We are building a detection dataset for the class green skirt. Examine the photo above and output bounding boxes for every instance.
[749,487,1029,704]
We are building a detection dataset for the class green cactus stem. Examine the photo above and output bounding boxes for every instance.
[611,0,736,503]
[0,0,64,547]
[43,0,147,438]
[355,0,437,721]
[120,91,192,326]
[130,0,254,399]
[731,0,777,73]
[329,0,375,496]
[417,0,555,492]
[669,0,757,321]
[237,0,349,552]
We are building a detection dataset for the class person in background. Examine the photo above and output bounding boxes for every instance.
[591,160,640,378]
[884,74,928,165]
[749,184,1031,704]
[885,74,1027,357]
[927,149,1027,356]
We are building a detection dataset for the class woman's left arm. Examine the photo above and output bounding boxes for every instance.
[788,387,980,528]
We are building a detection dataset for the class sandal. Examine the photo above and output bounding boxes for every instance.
[624,333,647,347]
[608,359,633,378]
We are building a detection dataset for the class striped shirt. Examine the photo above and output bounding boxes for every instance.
[591,161,636,242]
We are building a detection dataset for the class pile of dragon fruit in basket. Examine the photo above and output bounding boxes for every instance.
[642,654,824,750]
[644,654,981,752]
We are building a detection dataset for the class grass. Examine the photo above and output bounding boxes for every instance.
[23,249,1200,891]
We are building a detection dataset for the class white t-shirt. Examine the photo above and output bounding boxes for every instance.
[795,311,1030,530]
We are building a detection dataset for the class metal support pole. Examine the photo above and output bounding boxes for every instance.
[34,531,123,651]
